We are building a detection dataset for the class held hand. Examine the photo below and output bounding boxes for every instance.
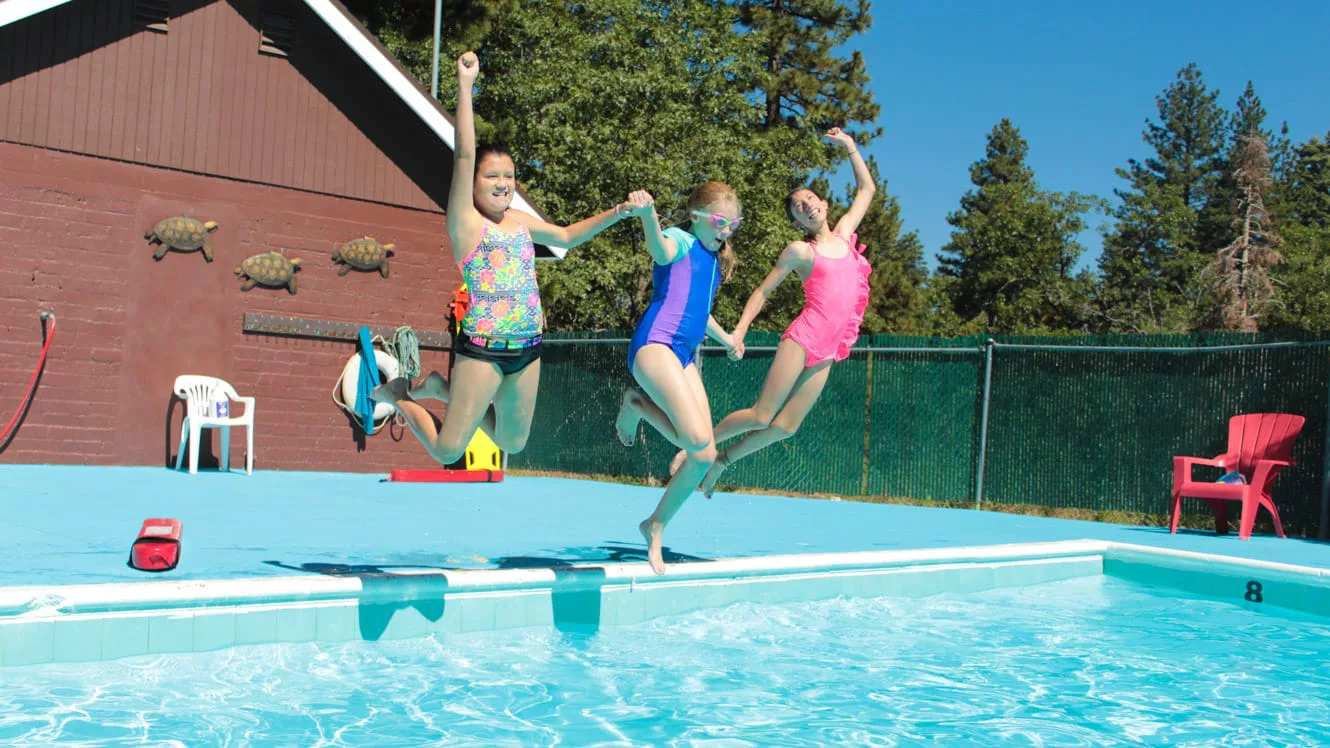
[622,190,655,218]
[726,334,744,361]
[458,51,479,82]
[824,126,856,150]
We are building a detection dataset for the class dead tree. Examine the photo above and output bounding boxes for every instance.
[1208,131,1283,332]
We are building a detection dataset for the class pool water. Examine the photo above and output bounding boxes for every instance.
[1,575,1327,746]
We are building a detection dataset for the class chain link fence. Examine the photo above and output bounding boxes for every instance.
[508,332,1330,538]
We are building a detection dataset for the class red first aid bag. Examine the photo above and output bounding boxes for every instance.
[129,518,182,572]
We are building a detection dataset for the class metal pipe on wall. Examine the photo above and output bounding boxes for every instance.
[430,0,442,99]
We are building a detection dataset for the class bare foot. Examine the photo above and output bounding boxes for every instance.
[639,518,666,575]
[616,389,642,447]
[410,371,450,402]
[668,449,687,477]
[370,377,412,406]
[700,449,729,498]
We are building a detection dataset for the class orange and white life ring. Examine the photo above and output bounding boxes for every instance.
[334,349,400,425]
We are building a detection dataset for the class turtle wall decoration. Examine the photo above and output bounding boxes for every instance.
[145,216,218,261]
[235,250,302,294]
[332,236,395,278]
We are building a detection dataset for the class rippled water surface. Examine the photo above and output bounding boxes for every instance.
[2,576,1328,746]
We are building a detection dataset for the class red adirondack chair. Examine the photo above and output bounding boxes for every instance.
[1170,413,1305,540]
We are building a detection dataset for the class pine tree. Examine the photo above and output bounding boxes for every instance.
[729,0,878,133]
[938,119,1095,333]
[1275,132,1330,227]
[1097,63,1228,332]
[1265,132,1330,331]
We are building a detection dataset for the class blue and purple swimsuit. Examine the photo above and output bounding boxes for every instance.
[627,226,722,372]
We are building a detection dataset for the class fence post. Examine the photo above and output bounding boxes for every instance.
[1321,350,1330,539]
[860,350,874,497]
[974,339,995,511]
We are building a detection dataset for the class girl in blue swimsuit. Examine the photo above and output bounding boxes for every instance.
[616,182,744,574]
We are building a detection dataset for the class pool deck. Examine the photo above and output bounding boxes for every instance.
[1,464,1328,589]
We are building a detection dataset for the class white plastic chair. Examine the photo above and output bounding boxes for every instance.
[173,375,254,475]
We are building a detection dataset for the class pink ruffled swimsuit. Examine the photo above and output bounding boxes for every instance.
[781,232,872,367]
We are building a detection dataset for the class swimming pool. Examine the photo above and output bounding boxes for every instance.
[2,571,1327,745]
[3,467,1329,743]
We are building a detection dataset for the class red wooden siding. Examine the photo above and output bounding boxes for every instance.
[0,141,462,471]
[0,0,452,213]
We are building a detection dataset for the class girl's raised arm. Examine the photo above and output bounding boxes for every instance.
[446,52,484,263]
[826,127,877,238]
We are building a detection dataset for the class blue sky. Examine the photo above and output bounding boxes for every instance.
[838,0,1330,273]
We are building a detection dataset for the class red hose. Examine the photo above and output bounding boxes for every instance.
[1,310,56,442]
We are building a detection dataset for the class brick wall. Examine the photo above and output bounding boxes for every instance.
[0,141,467,472]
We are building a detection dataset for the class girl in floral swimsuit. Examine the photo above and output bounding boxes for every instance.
[680,127,877,497]
[374,51,637,466]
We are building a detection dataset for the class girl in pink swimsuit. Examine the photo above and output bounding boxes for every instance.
[680,127,876,497]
